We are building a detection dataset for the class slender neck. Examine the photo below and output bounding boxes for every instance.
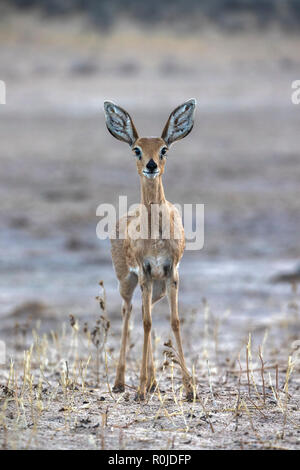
[140,175,166,207]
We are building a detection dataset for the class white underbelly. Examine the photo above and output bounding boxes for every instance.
[129,266,139,276]
[129,258,180,279]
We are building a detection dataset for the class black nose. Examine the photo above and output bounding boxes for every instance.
[146,159,157,172]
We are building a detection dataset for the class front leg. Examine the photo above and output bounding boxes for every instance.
[147,334,157,392]
[166,270,194,401]
[135,277,153,401]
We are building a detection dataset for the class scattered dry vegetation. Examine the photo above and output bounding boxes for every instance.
[0,281,300,450]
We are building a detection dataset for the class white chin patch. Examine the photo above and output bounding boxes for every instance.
[143,171,159,179]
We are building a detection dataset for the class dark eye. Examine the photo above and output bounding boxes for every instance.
[133,147,142,160]
[160,147,168,159]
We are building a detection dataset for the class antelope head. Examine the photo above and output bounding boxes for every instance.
[104,99,196,180]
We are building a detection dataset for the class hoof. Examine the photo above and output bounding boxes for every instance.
[186,391,198,402]
[112,384,125,393]
[147,382,157,393]
[134,391,146,402]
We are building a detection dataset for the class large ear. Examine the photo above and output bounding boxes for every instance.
[161,99,196,146]
[104,101,138,146]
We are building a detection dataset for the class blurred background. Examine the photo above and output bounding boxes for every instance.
[0,0,300,343]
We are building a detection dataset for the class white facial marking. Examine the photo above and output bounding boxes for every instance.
[142,170,160,179]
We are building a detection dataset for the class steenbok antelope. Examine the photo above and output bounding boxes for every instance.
[104,99,196,401]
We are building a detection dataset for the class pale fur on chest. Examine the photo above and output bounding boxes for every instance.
[127,238,183,280]
[129,257,180,279]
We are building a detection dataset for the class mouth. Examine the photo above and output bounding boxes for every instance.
[142,170,160,179]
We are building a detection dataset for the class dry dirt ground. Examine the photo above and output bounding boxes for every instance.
[0,290,300,450]
[0,12,300,449]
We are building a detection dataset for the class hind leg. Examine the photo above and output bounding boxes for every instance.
[113,273,138,392]
[166,270,194,400]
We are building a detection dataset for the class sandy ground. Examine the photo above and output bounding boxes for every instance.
[0,12,300,449]
[0,292,300,450]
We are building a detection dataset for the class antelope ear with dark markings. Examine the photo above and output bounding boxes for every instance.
[104,101,139,146]
[161,98,196,146]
